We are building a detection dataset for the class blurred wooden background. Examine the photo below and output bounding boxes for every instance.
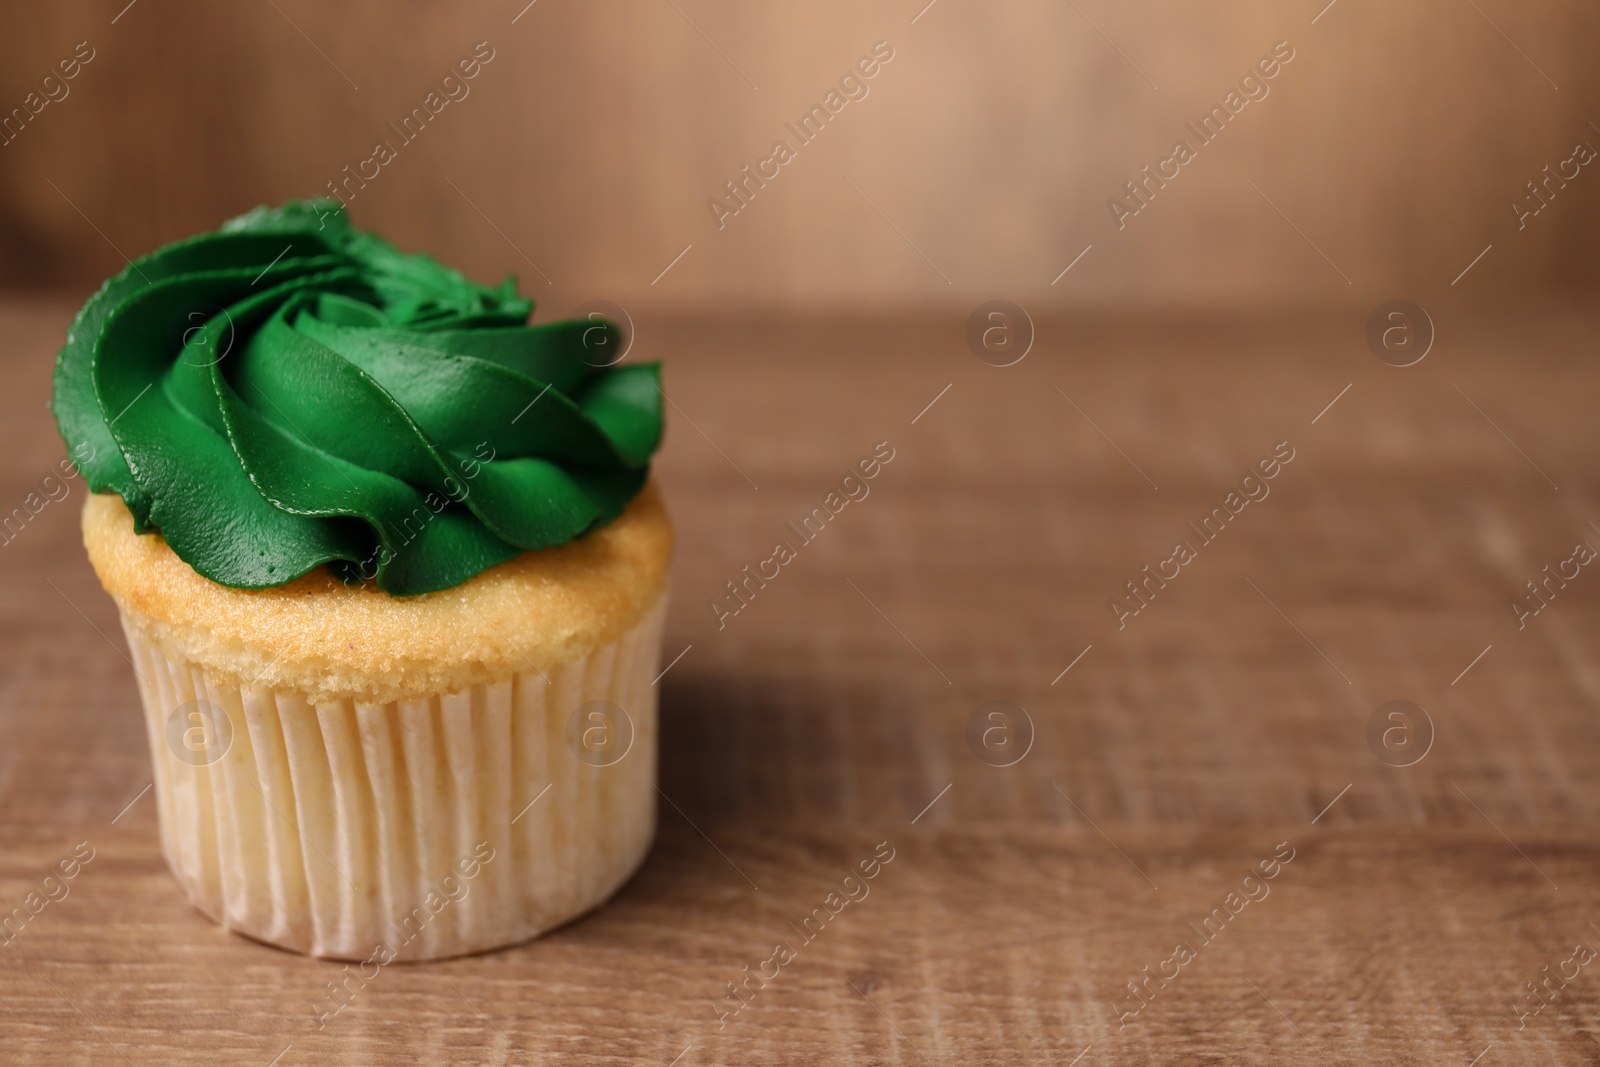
[0,0,1596,313]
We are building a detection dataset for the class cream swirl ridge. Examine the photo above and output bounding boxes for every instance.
[52,200,662,595]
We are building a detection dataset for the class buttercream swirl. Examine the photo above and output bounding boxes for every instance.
[52,200,661,595]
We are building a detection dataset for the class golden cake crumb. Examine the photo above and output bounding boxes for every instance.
[82,483,673,705]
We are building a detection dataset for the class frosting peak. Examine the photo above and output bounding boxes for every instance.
[53,200,661,595]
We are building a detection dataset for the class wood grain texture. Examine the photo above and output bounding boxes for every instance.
[1,1,1598,309]
[2,300,1599,1064]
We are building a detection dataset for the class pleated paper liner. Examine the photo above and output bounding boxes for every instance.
[121,600,666,960]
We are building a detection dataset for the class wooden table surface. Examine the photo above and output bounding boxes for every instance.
[3,299,1599,1065]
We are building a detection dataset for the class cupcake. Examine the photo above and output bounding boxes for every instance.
[52,201,671,960]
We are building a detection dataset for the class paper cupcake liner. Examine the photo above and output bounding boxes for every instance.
[119,600,666,961]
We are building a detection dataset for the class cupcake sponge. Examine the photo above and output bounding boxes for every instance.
[82,481,673,706]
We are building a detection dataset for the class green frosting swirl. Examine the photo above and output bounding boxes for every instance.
[52,200,661,595]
